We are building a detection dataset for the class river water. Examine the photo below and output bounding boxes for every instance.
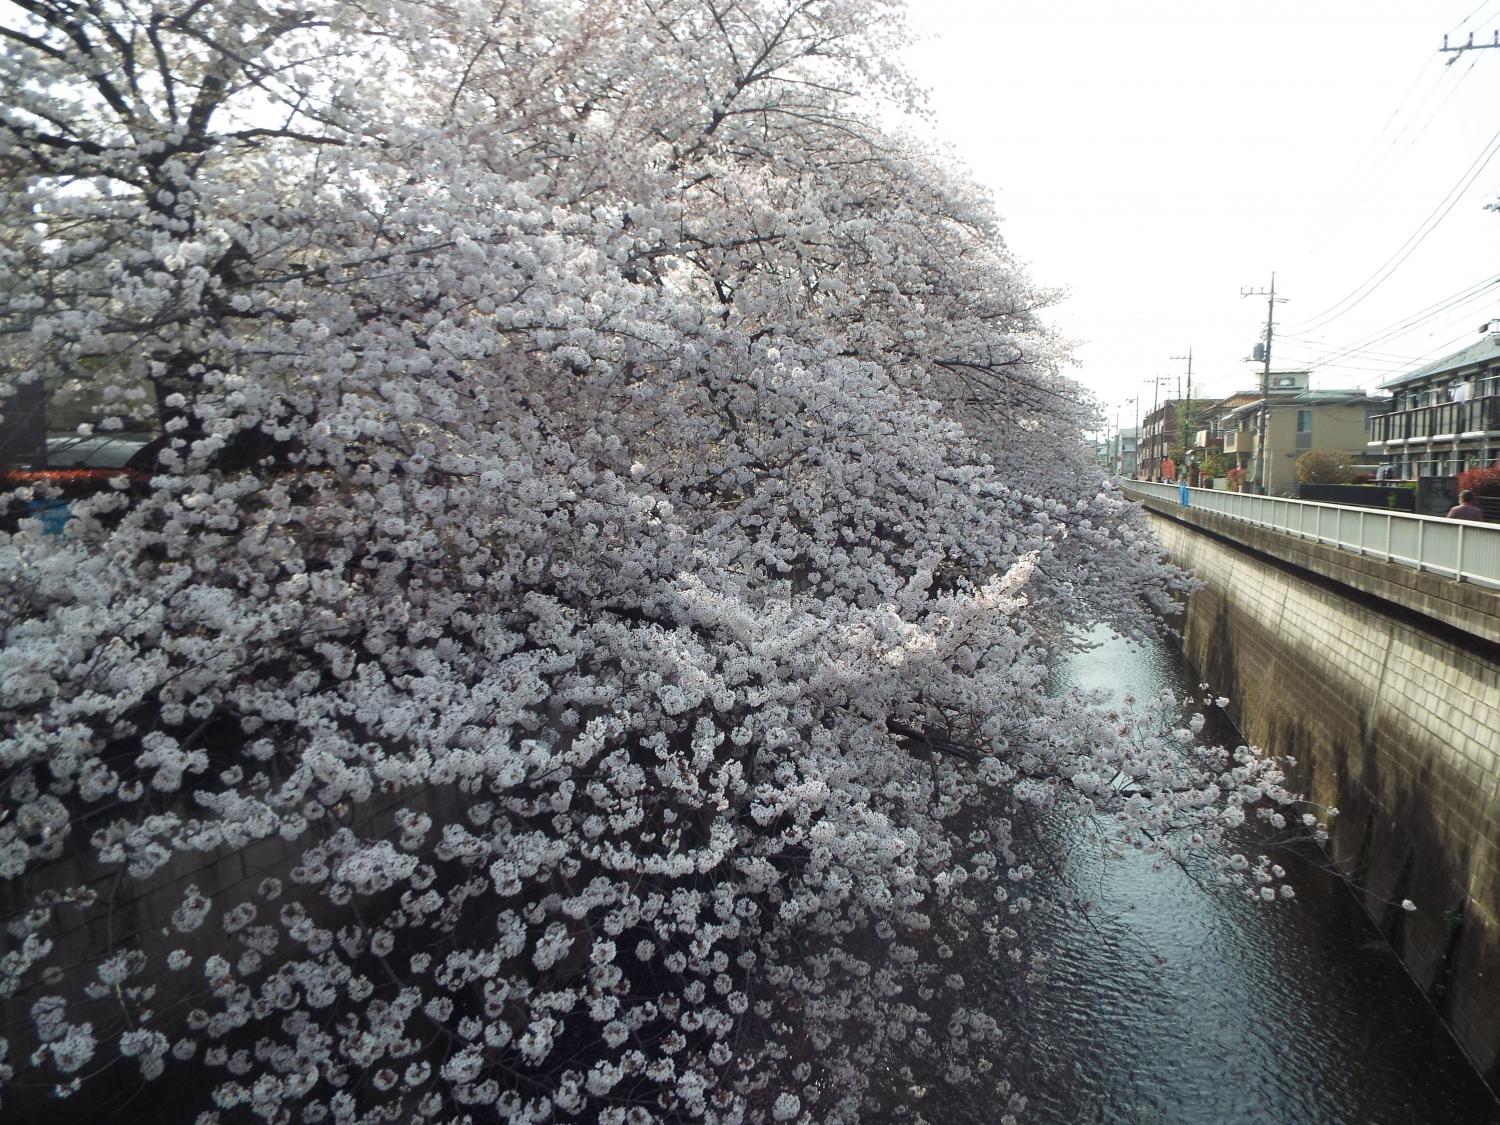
[936,627,1500,1125]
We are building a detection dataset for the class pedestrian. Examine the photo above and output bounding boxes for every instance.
[1446,489,1487,521]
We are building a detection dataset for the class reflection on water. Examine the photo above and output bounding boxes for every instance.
[938,627,1500,1125]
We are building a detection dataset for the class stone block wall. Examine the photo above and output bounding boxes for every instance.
[1143,507,1500,1085]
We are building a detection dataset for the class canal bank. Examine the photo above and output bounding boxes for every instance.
[1139,503,1500,1095]
[922,626,1499,1125]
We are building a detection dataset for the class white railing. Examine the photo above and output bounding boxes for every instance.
[1118,480,1500,591]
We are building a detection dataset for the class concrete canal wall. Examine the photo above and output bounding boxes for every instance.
[1141,502,1500,1085]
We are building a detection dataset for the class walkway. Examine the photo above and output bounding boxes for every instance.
[1119,480,1500,592]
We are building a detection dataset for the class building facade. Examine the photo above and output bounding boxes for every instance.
[1138,398,1215,480]
[1217,376,1383,495]
[1112,427,1138,477]
[1368,331,1500,479]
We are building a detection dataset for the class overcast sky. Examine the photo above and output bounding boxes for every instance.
[902,0,1500,431]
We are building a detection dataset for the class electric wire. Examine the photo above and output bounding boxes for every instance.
[1344,56,1445,185]
[1343,28,1492,199]
[1289,276,1500,378]
[1451,0,1500,33]
[1358,61,1458,187]
[1307,276,1498,364]
[1285,270,1499,350]
[1297,32,1464,276]
[1283,123,1500,336]
[1345,323,1483,391]
[1314,318,1493,394]
[1286,341,1434,364]
[1394,53,1481,159]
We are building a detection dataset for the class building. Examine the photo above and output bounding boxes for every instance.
[1138,398,1216,480]
[1368,329,1500,479]
[1111,426,1138,477]
[1192,391,1260,449]
[1216,372,1384,495]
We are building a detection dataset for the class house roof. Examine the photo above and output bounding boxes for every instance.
[1208,391,1264,412]
[1379,332,1500,389]
[1207,379,1310,413]
[1219,389,1383,422]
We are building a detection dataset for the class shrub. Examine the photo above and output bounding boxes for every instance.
[1200,450,1229,479]
[1296,449,1357,484]
[1457,465,1500,496]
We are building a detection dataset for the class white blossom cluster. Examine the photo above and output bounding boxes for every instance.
[0,2,1319,1121]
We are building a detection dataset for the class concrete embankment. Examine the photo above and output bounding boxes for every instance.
[1139,498,1500,1087]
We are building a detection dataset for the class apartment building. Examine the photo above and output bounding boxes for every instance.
[1368,330,1500,479]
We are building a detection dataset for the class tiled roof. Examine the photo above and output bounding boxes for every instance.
[1219,389,1381,421]
[1379,333,1500,389]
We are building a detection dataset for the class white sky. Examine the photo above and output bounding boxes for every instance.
[902,0,1500,432]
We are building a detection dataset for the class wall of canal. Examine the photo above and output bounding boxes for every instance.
[1141,500,1500,1088]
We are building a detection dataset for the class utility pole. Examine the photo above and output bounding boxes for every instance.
[1149,376,1162,480]
[1117,395,1138,477]
[1132,395,1140,477]
[1241,275,1287,494]
[1170,349,1194,457]
[1112,404,1120,474]
[1441,29,1500,63]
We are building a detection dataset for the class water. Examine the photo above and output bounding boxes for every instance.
[935,628,1500,1125]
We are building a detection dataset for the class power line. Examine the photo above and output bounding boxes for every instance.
[1286,340,1434,364]
[1273,273,1500,396]
[1346,56,1445,183]
[1290,272,1500,372]
[1286,341,1461,365]
[1287,270,1499,351]
[1285,353,1461,378]
[1294,306,1493,385]
[1345,31,1490,196]
[1283,124,1500,335]
[1392,53,1482,158]
[1316,316,1494,393]
[1404,324,1484,364]
[1344,324,1483,391]
[1451,0,1500,34]
[1277,19,1493,345]
[1277,354,1428,375]
[1286,269,1499,346]
[1356,61,1457,187]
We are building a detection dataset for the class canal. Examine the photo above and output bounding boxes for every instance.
[936,626,1500,1125]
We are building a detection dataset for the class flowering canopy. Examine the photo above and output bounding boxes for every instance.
[0,1,1309,1121]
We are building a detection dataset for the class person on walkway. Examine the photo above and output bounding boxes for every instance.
[1446,489,1486,521]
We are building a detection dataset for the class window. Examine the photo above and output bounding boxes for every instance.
[1296,409,1312,433]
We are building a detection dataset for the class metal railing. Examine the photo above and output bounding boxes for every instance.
[1119,479,1500,591]
[1368,395,1500,442]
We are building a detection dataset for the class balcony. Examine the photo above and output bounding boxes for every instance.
[1222,430,1255,454]
[1369,395,1500,444]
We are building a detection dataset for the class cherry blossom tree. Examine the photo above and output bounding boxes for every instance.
[0,2,1313,1121]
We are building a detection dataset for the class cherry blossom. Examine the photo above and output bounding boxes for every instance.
[0,1,1318,1120]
